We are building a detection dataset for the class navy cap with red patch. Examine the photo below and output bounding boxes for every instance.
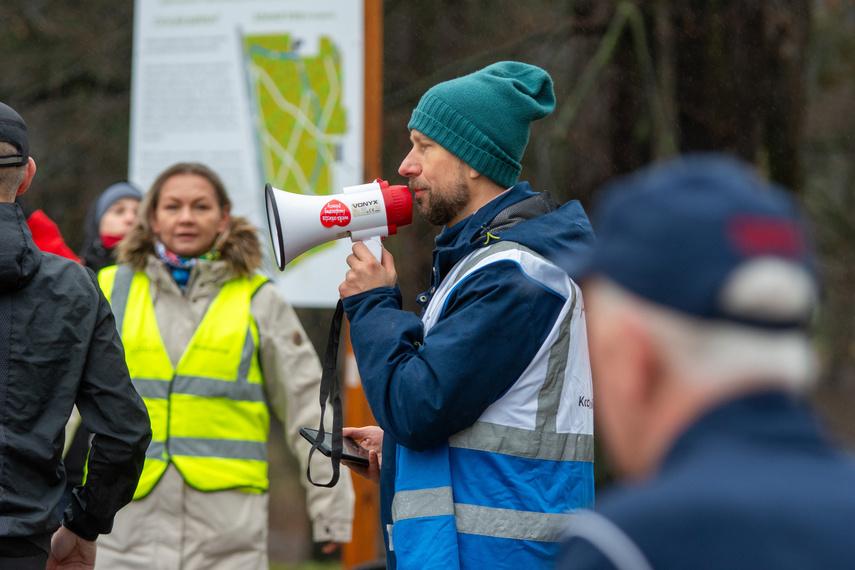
[579,153,817,328]
[0,102,29,168]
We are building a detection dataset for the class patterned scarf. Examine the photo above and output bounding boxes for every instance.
[155,241,221,291]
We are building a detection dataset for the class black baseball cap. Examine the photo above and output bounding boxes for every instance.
[0,102,29,168]
[577,153,817,329]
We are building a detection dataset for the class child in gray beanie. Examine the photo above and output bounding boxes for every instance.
[79,181,142,272]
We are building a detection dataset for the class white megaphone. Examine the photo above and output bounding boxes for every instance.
[265,179,413,270]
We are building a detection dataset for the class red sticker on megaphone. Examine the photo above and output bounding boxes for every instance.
[320,199,351,228]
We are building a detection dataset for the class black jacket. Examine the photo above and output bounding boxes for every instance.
[0,203,150,552]
[78,201,114,272]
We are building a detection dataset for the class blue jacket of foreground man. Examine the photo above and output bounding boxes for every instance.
[344,178,596,569]
[558,392,855,569]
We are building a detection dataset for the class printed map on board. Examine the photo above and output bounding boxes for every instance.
[244,35,346,196]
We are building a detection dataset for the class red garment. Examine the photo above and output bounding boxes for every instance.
[26,209,81,263]
[100,234,123,249]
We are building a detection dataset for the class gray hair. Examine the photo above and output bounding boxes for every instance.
[590,278,817,394]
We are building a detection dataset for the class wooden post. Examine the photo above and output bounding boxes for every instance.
[341,1,384,567]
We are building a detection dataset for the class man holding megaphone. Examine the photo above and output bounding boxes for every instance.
[338,62,596,569]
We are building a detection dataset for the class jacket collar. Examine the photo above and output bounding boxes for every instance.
[431,182,537,283]
[663,391,821,473]
[145,254,235,298]
[0,202,41,293]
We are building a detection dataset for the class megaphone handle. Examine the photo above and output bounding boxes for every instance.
[357,236,383,262]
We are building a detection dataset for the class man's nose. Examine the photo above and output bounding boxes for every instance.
[398,150,419,178]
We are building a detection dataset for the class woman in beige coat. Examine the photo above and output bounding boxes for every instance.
[94,163,353,570]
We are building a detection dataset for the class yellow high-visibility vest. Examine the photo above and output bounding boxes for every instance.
[99,265,270,499]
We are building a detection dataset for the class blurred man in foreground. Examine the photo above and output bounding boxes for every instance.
[557,153,855,569]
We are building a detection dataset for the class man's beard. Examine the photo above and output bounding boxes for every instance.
[413,173,470,227]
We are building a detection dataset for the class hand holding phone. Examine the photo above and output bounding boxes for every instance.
[299,427,370,466]
[342,426,383,483]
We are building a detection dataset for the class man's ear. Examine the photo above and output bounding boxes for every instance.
[15,158,36,196]
[619,309,666,407]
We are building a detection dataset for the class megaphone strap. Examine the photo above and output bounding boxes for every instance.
[306,300,344,488]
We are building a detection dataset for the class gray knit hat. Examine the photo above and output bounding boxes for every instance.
[407,61,555,188]
[95,182,143,226]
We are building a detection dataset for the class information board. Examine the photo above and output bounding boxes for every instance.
[130,0,364,307]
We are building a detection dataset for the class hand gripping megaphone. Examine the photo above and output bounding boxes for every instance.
[265,179,413,270]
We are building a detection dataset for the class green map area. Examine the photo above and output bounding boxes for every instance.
[245,34,346,196]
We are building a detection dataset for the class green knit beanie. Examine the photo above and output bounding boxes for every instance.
[407,61,555,188]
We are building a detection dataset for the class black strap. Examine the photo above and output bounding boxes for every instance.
[306,299,344,487]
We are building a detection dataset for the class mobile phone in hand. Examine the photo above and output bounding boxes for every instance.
[299,427,370,466]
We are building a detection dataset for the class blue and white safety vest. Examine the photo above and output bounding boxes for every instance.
[389,241,595,569]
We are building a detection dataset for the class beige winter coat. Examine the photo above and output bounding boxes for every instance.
[94,217,353,570]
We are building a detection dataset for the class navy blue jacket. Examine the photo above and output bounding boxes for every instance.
[343,182,594,567]
[557,391,855,569]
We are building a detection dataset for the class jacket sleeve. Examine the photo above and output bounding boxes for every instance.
[63,269,151,540]
[343,260,566,451]
[252,283,354,543]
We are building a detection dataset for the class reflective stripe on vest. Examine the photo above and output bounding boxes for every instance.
[391,241,594,568]
[99,265,270,499]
